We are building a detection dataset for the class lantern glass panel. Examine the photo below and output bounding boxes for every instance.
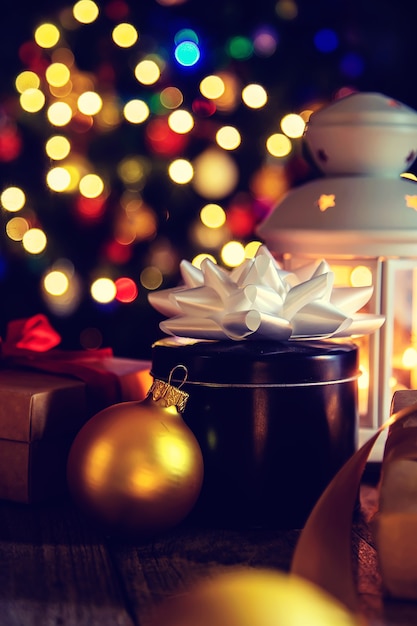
[280,254,381,430]
[389,265,417,394]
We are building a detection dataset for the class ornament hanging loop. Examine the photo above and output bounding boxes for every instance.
[148,364,190,413]
[168,364,188,388]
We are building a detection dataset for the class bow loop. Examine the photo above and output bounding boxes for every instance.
[3,314,61,355]
[0,314,121,412]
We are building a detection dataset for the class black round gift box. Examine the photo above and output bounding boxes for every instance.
[151,337,359,529]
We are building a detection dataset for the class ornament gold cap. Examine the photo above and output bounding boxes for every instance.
[148,364,189,412]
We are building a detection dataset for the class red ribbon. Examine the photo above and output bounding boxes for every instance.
[0,314,122,412]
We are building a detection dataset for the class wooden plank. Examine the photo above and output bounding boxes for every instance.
[0,497,134,626]
[108,518,304,625]
[1,483,417,626]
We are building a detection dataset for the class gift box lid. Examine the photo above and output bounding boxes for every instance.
[151,337,359,386]
[0,359,152,443]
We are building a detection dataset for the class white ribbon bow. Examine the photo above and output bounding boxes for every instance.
[148,245,385,341]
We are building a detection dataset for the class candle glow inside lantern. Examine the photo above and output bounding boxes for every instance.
[257,92,417,459]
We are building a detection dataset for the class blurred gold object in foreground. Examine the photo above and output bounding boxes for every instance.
[148,567,363,626]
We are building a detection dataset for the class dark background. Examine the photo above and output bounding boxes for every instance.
[1,0,416,359]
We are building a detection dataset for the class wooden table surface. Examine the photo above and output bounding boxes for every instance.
[1,477,417,626]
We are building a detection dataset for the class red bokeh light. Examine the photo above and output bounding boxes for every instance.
[0,127,22,161]
[104,239,133,264]
[75,195,107,220]
[115,276,138,302]
[145,118,188,156]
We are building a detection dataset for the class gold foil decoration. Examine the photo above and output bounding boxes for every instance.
[148,364,189,413]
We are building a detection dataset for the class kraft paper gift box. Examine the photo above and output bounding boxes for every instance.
[0,359,152,504]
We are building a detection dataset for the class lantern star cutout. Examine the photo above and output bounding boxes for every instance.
[406,150,417,164]
[405,194,417,211]
[148,245,385,342]
[317,194,336,212]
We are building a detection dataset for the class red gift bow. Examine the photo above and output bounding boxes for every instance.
[0,314,122,411]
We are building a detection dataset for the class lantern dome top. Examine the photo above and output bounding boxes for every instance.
[307,92,417,128]
[257,91,417,256]
[303,92,417,177]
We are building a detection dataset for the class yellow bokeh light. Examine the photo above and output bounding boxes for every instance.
[52,47,75,67]
[192,253,217,268]
[358,367,369,390]
[245,241,263,258]
[331,265,353,286]
[96,97,122,128]
[160,86,183,109]
[215,125,241,150]
[402,347,417,369]
[241,83,268,109]
[275,0,298,19]
[117,157,147,185]
[266,133,292,157]
[47,101,73,126]
[54,163,82,192]
[46,166,72,192]
[299,109,314,123]
[350,265,373,287]
[20,88,46,113]
[134,59,161,85]
[200,203,226,228]
[168,159,194,184]
[77,91,103,115]
[45,135,71,160]
[191,221,227,249]
[280,113,306,138]
[116,196,158,242]
[192,148,239,199]
[44,270,70,296]
[49,82,73,99]
[73,0,99,24]
[79,173,104,198]
[72,74,94,93]
[209,71,239,111]
[34,23,60,49]
[140,266,163,290]
[5,217,29,241]
[45,62,71,88]
[199,75,225,100]
[112,22,139,48]
[123,99,150,124]
[22,228,47,254]
[15,71,40,94]
[168,109,194,134]
[221,241,246,267]
[90,277,117,303]
[1,186,26,212]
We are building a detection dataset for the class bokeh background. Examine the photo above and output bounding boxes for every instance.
[1,0,416,359]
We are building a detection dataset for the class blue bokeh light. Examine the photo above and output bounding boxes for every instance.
[174,40,201,67]
[174,28,199,45]
[313,28,339,53]
[340,52,365,78]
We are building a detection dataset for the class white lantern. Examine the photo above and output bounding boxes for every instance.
[257,92,417,459]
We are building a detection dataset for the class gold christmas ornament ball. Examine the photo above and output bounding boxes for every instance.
[66,396,204,536]
[148,567,363,626]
